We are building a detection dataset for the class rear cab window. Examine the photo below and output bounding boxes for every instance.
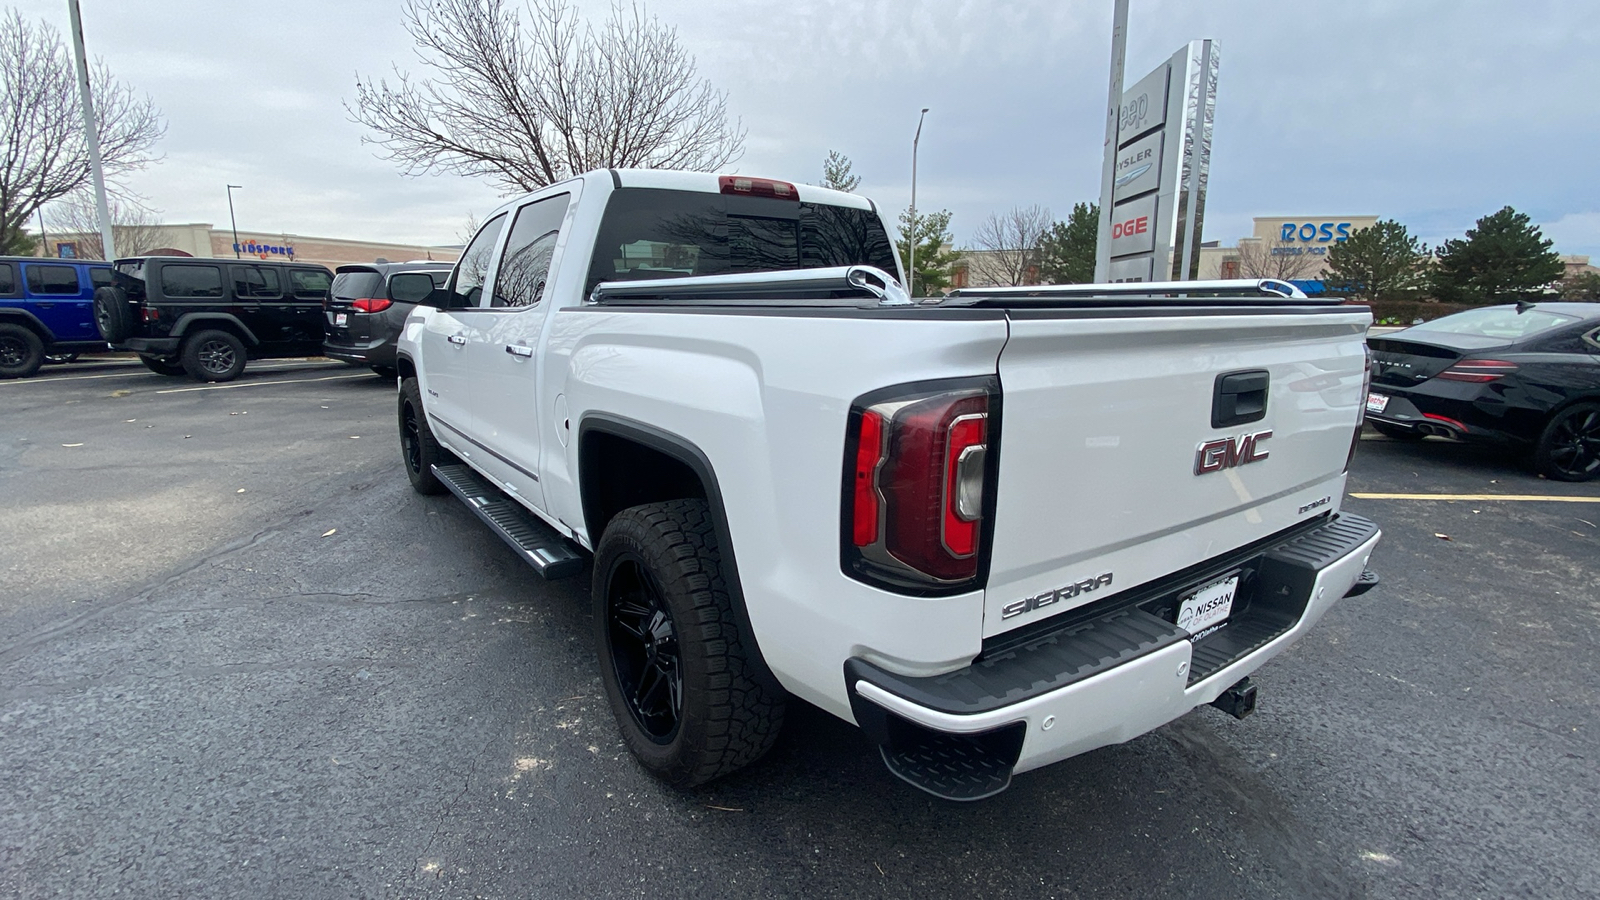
[585,188,897,295]
[25,264,82,295]
[159,264,225,298]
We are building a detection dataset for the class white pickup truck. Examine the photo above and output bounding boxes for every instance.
[394,169,1382,800]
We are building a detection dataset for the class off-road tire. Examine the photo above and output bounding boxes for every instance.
[1370,421,1426,442]
[0,323,44,379]
[1533,402,1600,482]
[180,329,247,382]
[139,354,187,376]
[593,499,785,787]
[93,286,134,343]
[398,377,449,494]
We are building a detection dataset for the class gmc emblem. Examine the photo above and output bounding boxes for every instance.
[1195,430,1273,475]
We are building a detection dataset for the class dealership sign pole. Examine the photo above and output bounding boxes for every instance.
[1097,40,1219,283]
[66,0,116,261]
[1092,0,1130,284]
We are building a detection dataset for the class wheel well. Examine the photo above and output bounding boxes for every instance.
[176,317,256,346]
[579,430,708,542]
[397,355,417,380]
[0,311,52,342]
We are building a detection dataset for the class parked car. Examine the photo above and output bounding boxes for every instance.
[323,262,452,378]
[0,256,111,378]
[1366,302,1600,481]
[391,169,1381,799]
[95,256,334,382]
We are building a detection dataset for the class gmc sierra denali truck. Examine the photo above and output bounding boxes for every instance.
[393,169,1381,800]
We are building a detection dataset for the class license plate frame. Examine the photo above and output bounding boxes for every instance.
[1366,392,1389,414]
[1177,572,1239,639]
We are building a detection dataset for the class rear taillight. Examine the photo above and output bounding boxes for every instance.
[351,297,392,313]
[719,175,798,200]
[843,378,999,593]
[1436,359,1518,382]
[142,307,159,322]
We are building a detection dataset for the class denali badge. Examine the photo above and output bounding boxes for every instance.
[1001,572,1114,620]
[1195,430,1272,475]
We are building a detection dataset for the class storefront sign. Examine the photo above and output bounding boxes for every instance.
[1278,222,1354,243]
[235,239,296,259]
[1113,131,1163,202]
[1109,193,1158,257]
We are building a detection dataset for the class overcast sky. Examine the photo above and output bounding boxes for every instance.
[14,0,1600,256]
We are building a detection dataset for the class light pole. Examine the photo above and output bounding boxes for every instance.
[908,107,929,297]
[66,0,115,261]
[226,185,242,258]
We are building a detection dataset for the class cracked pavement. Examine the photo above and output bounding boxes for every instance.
[1,357,1597,899]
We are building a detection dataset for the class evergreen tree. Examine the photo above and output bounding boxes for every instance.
[1322,219,1430,301]
[1036,202,1099,284]
[1432,206,1564,304]
[820,150,860,193]
[895,208,959,296]
[0,224,38,256]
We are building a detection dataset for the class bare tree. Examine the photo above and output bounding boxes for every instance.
[965,205,1051,287]
[1233,238,1322,281]
[350,0,744,193]
[0,11,164,253]
[44,192,172,259]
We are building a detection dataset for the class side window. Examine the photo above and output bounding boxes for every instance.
[1584,328,1600,352]
[493,194,571,308]
[0,263,15,295]
[90,268,113,288]
[232,266,283,299]
[447,212,508,308]
[159,265,224,298]
[25,264,82,295]
[288,268,332,300]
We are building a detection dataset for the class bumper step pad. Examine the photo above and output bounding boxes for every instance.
[432,464,585,580]
[879,730,1019,802]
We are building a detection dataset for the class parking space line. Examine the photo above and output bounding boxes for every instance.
[1349,492,1600,503]
[154,373,374,393]
[0,361,345,386]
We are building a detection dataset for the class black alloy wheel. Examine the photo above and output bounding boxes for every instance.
[1536,402,1600,482]
[397,377,447,494]
[180,329,247,382]
[0,324,44,379]
[605,557,684,743]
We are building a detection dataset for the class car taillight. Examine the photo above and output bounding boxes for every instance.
[843,377,999,593]
[142,307,159,322]
[718,175,798,200]
[351,297,392,313]
[1436,359,1518,382]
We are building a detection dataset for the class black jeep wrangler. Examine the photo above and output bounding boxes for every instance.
[96,256,334,382]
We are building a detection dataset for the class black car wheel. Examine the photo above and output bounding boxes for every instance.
[0,323,45,379]
[93,286,134,343]
[181,329,247,382]
[594,500,785,787]
[398,377,448,494]
[1370,421,1426,442]
[1535,402,1600,482]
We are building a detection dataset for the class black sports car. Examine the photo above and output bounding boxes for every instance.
[1365,302,1600,481]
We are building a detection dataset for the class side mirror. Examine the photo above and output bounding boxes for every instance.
[389,272,442,305]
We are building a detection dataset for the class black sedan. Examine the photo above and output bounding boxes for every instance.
[1365,302,1600,481]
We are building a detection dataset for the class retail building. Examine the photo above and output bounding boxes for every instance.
[39,223,460,270]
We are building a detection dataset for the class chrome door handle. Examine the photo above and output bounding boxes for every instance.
[447,334,467,346]
[505,344,533,358]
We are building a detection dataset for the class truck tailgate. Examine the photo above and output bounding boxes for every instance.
[984,307,1370,637]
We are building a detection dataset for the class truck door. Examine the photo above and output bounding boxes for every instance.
[229,264,283,347]
[463,192,572,509]
[20,262,89,340]
[416,211,508,450]
[285,268,333,353]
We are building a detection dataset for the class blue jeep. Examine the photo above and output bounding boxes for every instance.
[0,256,113,378]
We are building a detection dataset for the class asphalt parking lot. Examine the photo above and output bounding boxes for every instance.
[2,357,1597,899]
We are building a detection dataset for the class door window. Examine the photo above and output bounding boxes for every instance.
[493,194,571,308]
[159,265,224,298]
[232,266,284,299]
[90,268,112,288]
[0,263,15,295]
[446,212,508,308]
[25,264,81,295]
[288,268,332,300]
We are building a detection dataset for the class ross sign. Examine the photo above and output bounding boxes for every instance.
[1096,40,1219,283]
[234,239,296,260]
[1278,221,1354,244]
